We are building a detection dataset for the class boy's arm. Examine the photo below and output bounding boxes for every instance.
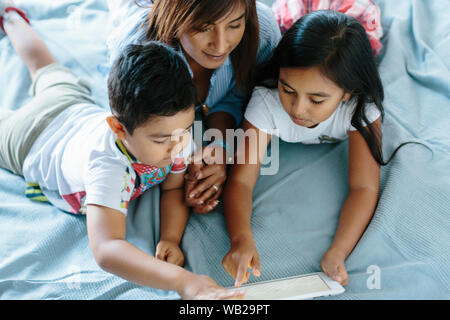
[86,204,245,299]
[159,171,190,245]
[86,204,188,291]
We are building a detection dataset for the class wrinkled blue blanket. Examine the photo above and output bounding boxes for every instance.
[0,0,449,299]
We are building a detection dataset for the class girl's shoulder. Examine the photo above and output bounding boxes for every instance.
[250,86,280,107]
[245,86,285,132]
[338,99,382,132]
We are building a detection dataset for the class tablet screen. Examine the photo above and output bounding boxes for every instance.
[239,274,331,300]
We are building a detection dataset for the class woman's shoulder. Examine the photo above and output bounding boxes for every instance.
[256,2,282,63]
[106,1,151,65]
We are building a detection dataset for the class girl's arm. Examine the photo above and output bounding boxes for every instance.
[321,119,381,285]
[222,119,271,286]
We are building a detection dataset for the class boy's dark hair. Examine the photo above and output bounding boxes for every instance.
[108,41,197,134]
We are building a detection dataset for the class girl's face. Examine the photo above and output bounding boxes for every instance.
[178,3,246,70]
[278,66,351,128]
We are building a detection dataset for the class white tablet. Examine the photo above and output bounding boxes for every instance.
[229,272,345,300]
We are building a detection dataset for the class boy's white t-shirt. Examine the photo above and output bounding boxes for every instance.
[244,87,381,144]
[22,103,193,216]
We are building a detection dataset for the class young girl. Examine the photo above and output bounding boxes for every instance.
[222,10,398,287]
[106,0,281,214]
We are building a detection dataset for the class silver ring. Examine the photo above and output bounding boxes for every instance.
[212,184,219,192]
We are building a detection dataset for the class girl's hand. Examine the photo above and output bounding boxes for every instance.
[184,145,228,213]
[320,247,349,286]
[178,272,246,300]
[222,234,261,287]
[155,240,185,267]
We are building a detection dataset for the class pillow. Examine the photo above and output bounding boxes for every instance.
[272,0,384,56]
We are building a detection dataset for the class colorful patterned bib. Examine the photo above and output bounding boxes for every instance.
[115,139,173,201]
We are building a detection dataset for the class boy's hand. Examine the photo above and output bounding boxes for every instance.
[156,240,184,267]
[320,247,349,286]
[222,234,261,287]
[178,272,246,300]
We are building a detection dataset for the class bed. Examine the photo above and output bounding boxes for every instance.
[0,0,449,299]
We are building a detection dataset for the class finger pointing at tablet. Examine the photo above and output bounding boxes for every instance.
[235,260,250,287]
[222,234,261,287]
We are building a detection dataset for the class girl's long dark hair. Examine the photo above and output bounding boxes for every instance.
[257,10,408,165]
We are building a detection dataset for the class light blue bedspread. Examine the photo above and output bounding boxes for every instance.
[0,0,449,299]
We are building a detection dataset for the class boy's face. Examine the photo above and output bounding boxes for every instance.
[109,106,195,167]
[278,66,351,128]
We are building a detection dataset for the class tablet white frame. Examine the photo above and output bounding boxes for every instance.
[231,271,345,300]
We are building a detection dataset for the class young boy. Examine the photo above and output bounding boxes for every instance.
[0,1,244,300]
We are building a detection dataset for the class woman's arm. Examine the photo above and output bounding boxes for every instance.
[222,119,271,286]
[184,0,282,211]
[206,111,237,136]
[183,111,236,210]
[321,119,381,285]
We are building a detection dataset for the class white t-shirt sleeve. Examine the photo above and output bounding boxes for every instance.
[170,136,195,174]
[348,101,382,131]
[84,155,136,216]
[244,87,277,134]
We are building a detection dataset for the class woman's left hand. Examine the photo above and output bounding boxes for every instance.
[184,145,228,214]
[320,247,349,286]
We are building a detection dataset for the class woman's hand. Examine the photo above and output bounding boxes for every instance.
[184,144,228,214]
[222,234,261,287]
[155,240,185,267]
[178,272,246,300]
[320,247,349,286]
[185,175,220,214]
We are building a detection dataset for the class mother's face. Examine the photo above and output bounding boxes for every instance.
[178,4,246,70]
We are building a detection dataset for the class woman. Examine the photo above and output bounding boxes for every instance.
[106,0,281,213]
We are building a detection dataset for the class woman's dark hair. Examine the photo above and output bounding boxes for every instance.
[137,0,259,91]
[257,10,409,165]
[108,41,197,134]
